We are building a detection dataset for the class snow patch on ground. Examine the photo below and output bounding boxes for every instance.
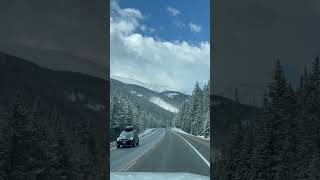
[130,90,143,97]
[166,92,179,98]
[171,127,210,140]
[149,97,179,113]
[171,127,189,135]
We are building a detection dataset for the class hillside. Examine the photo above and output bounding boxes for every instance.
[0,51,107,178]
[0,44,107,80]
[110,78,189,113]
[211,94,258,147]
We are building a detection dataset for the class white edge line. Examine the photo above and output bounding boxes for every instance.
[118,129,166,172]
[171,130,210,167]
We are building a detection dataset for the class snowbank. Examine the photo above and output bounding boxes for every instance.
[171,127,210,140]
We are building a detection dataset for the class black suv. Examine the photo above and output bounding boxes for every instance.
[116,126,139,148]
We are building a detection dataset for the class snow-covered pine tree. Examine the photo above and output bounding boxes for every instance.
[266,59,293,177]
[27,97,53,179]
[251,90,274,179]
[296,56,320,178]
[202,81,210,136]
[193,82,204,135]
[110,96,124,132]
[49,110,74,180]
[0,91,33,179]
[73,117,96,180]
[223,87,244,180]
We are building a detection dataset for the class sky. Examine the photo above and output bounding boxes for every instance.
[110,0,210,93]
[0,0,107,66]
[213,0,320,105]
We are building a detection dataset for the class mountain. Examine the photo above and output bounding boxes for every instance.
[110,78,190,114]
[0,44,107,80]
[211,94,259,147]
[0,51,107,174]
[111,75,192,95]
[111,75,171,92]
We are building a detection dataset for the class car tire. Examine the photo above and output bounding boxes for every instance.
[132,142,135,147]
[117,144,120,148]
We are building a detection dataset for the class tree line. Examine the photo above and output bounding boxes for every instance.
[213,57,320,179]
[174,81,210,137]
[0,92,100,180]
[110,95,164,141]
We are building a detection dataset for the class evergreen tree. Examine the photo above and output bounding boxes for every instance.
[0,92,34,179]
[223,87,244,180]
[251,90,275,179]
[50,110,74,179]
[73,117,96,180]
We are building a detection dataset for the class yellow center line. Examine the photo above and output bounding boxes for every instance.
[119,133,162,172]
[120,161,136,172]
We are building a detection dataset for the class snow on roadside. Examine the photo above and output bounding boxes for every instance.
[171,127,210,140]
[166,92,179,98]
[171,127,189,135]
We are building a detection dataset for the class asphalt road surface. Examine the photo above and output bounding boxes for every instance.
[110,128,210,177]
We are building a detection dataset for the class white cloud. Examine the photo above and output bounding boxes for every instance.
[110,1,209,92]
[189,23,202,33]
[140,25,155,33]
[166,6,181,16]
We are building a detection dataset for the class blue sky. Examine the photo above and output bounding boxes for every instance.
[110,0,210,93]
[116,0,210,44]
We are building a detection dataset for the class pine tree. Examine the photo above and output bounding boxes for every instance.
[73,117,96,180]
[27,97,52,179]
[251,90,275,179]
[202,82,210,136]
[224,87,244,180]
[0,91,33,179]
[110,96,124,134]
[266,59,293,178]
[50,110,74,180]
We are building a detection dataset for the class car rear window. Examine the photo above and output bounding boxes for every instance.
[120,131,133,136]
[124,126,134,131]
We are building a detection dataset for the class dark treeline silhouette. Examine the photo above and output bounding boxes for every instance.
[0,52,107,179]
[213,57,320,179]
[0,92,98,179]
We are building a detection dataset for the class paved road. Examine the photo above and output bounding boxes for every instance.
[110,128,210,177]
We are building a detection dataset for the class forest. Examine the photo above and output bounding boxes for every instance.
[109,79,175,141]
[213,57,320,179]
[0,52,107,180]
[174,81,210,137]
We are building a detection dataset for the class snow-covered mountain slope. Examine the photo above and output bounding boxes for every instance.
[111,75,170,92]
[149,97,179,113]
[110,79,189,113]
[111,75,193,95]
[165,92,179,98]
